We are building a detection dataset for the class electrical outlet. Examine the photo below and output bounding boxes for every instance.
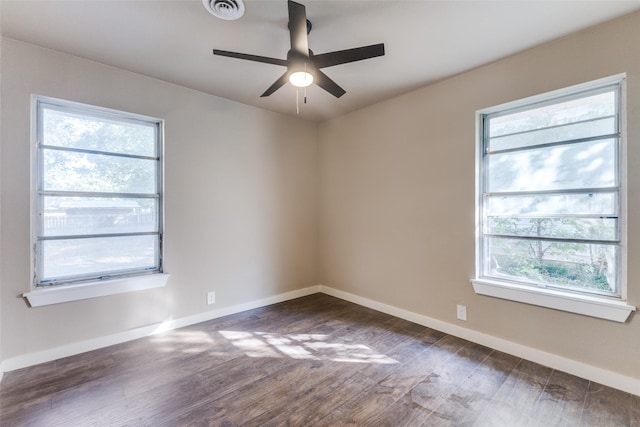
[207,291,216,305]
[456,304,467,321]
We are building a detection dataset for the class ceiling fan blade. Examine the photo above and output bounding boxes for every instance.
[288,0,309,57]
[261,72,290,97]
[313,43,385,69]
[315,70,346,98]
[213,49,287,67]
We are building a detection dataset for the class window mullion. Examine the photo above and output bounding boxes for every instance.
[486,133,619,155]
[39,231,159,241]
[40,190,160,199]
[484,187,619,198]
[484,234,619,245]
[41,144,159,161]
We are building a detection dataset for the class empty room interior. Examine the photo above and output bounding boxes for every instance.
[1,0,640,425]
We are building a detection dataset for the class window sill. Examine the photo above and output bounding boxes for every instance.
[23,273,170,307]
[471,278,635,323]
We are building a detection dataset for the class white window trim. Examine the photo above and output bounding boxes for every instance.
[23,273,170,307]
[472,74,635,323]
[26,95,168,306]
[471,278,634,322]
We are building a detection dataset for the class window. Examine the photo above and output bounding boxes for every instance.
[473,75,635,322]
[26,96,167,306]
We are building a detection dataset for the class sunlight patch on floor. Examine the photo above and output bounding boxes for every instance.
[150,329,215,353]
[218,330,398,364]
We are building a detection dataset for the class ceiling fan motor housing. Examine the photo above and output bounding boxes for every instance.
[203,0,245,20]
[287,50,313,70]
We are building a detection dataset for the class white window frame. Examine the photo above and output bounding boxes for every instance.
[24,96,168,307]
[472,75,635,322]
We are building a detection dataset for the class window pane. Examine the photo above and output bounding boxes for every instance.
[489,116,615,152]
[42,108,157,157]
[487,139,615,192]
[43,149,157,194]
[43,196,158,236]
[485,193,616,216]
[41,235,159,281]
[489,91,615,138]
[486,237,617,295]
[486,217,617,241]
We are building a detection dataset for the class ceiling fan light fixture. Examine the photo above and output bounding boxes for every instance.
[289,71,314,88]
[203,0,245,20]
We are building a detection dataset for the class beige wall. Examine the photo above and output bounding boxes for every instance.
[0,39,318,359]
[0,32,3,371]
[319,11,640,380]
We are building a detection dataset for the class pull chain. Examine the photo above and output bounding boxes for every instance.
[304,63,308,104]
[296,87,300,115]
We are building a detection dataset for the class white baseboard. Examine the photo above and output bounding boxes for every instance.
[1,285,321,373]
[319,285,640,397]
[3,283,639,397]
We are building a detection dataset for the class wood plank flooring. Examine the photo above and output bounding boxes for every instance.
[1,293,638,426]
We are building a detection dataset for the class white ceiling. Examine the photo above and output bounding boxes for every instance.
[3,0,640,122]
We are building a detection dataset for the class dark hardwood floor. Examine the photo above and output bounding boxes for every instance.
[1,293,639,426]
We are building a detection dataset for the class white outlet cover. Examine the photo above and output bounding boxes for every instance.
[456,304,467,321]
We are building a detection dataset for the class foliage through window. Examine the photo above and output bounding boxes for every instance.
[477,78,624,298]
[33,97,163,287]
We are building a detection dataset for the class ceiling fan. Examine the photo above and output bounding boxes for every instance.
[213,0,385,98]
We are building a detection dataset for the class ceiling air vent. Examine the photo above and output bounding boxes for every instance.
[203,0,245,20]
